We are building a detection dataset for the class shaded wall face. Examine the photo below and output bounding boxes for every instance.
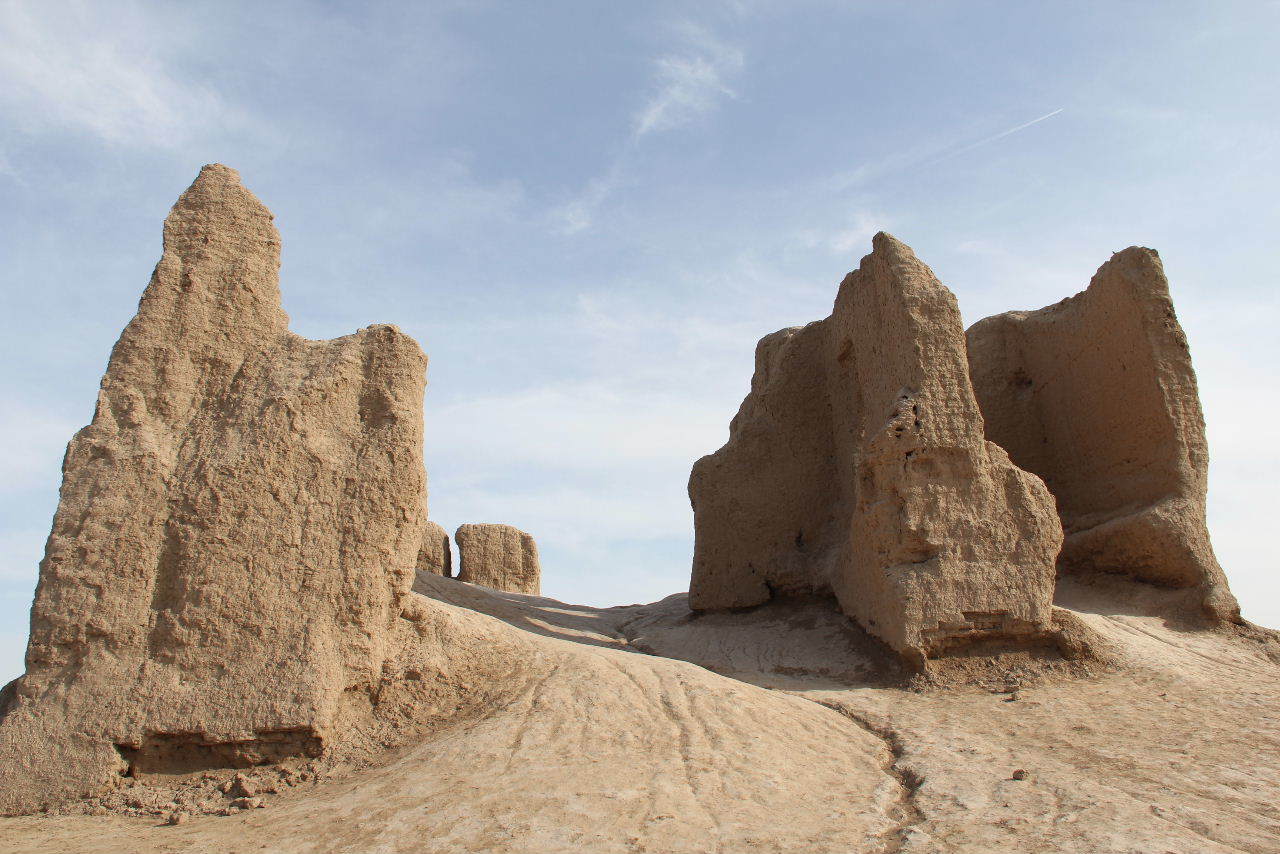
[965,249,1238,620]
[966,277,1183,528]
[688,322,840,610]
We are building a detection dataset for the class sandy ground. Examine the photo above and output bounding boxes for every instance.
[2,573,1277,853]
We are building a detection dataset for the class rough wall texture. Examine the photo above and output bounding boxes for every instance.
[0,165,431,814]
[690,233,1062,662]
[417,521,452,577]
[455,524,541,595]
[966,247,1239,622]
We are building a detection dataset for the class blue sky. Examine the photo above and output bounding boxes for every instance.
[2,1,1277,684]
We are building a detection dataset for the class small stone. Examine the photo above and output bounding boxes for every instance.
[231,797,263,809]
[1012,769,1027,781]
[166,811,188,826]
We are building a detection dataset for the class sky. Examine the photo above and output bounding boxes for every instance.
[1,1,1277,684]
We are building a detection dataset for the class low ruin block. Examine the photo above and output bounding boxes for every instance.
[966,247,1239,622]
[455,524,541,595]
[418,521,453,577]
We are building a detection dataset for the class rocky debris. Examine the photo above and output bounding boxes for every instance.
[417,520,453,577]
[966,247,1239,622]
[227,773,257,798]
[455,524,541,595]
[0,165,534,817]
[689,233,1061,664]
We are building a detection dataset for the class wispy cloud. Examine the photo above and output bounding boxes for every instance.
[554,22,745,234]
[554,160,628,236]
[0,2,249,149]
[792,210,891,257]
[634,24,744,137]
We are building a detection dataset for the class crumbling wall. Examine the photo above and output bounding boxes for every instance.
[0,165,429,814]
[966,247,1239,622]
[690,234,1062,662]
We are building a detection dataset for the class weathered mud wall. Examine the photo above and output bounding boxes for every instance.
[690,234,1062,662]
[966,247,1239,622]
[0,165,430,813]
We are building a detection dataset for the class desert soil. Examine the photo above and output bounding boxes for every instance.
[2,572,1277,854]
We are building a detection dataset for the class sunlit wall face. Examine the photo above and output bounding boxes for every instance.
[1,0,1276,683]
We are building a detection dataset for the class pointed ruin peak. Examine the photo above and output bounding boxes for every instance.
[846,232,941,289]
[869,230,907,253]
[161,163,279,265]
[1092,245,1173,304]
[126,165,288,345]
[865,230,928,267]
[171,163,268,216]
[835,232,960,329]
[192,162,243,186]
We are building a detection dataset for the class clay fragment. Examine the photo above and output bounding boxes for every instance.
[455,524,541,595]
[966,247,1239,621]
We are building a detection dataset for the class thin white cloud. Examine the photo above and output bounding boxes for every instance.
[793,210,891,257]
[554,160,627,236]
[634,25,744,137]
[555,22,745,234]
[0,2,247,148]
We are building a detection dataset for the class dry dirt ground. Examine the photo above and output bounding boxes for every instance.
[2,573,1277,854]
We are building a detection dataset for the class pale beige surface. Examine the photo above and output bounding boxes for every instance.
[3,575,1277,854]
[689,233,1061,661]
[455,523,541,595]
[967,247,1239,622]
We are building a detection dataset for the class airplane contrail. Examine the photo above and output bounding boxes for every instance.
[926,108,1065,166]
[834,108,1065,191]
